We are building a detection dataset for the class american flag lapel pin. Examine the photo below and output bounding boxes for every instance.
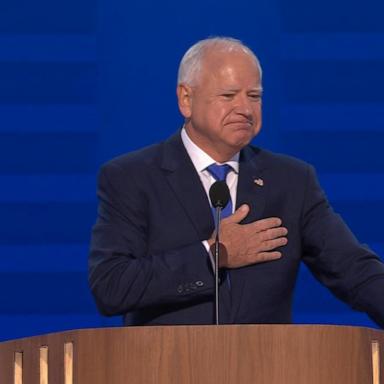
[254,178,264,187]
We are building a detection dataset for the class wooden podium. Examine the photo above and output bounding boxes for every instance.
[0,325,383,383]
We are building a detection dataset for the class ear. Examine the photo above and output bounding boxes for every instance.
[176,84,193,118]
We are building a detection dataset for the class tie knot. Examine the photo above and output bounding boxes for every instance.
[207,163,232,181]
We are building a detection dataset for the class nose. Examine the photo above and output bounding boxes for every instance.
[234,93,253,119]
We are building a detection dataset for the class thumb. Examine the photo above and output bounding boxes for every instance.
[225,204,249,224]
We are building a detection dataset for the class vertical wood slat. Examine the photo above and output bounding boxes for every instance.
[371,340,380,384]
[14,352,23,384]
[64,342,73,384]
[40,346,48,384]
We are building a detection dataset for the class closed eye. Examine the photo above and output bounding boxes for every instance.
[221,93,235,99]
[249,94,262,100]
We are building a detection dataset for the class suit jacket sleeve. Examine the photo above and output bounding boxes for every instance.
[301,165,384,327]
[89,161,214,316]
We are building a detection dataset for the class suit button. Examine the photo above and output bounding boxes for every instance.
[195,281,204,287]
[177,285,183,293]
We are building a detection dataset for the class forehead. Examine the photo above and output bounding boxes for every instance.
[199,50,261,87]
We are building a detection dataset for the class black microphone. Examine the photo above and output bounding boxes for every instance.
[208,181,230,325]
[209,180,230,209]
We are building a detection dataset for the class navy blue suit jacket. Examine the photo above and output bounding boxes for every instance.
[89,132,384,327]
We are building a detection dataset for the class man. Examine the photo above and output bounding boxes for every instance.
[89,37,384,327]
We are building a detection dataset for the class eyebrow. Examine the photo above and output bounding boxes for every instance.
[218,87,263,93]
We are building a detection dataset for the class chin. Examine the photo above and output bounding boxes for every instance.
[231,132,254,147]
[226,140,250,154]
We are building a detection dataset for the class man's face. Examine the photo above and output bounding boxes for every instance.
[178,50,262,161]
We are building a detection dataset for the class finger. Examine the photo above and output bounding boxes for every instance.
[259,227,288,241]
[253,251,282,263]
[251,217,283,232]
[260,237,288,251]
[224,204,249,224]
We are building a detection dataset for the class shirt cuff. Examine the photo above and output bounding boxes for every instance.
[202,240,215,270]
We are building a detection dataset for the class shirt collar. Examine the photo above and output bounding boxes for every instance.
[181,127,239,173]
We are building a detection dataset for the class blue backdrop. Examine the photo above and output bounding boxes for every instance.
[1,0,383,341]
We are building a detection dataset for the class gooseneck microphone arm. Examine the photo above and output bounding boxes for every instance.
[213,206,222,325]
[209,181,230,325]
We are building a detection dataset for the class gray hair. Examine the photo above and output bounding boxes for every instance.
[177,37,263,86]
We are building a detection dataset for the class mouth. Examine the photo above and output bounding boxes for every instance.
[225,121,253,129]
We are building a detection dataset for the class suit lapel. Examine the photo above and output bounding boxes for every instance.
[160,132,214,241]
[230,145,268,321]
[236,145,268,222]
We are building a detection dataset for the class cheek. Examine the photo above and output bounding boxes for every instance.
[218,104,236,122]
[252,117,262,137]
[206,105,229,126]
[253,103,262,116]
[252,106,262,124]
[190,103,209,126]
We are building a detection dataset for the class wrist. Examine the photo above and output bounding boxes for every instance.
[208,240,229,268]
[207,238,215,248]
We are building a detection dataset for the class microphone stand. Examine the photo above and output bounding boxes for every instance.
[214,206,222,325]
